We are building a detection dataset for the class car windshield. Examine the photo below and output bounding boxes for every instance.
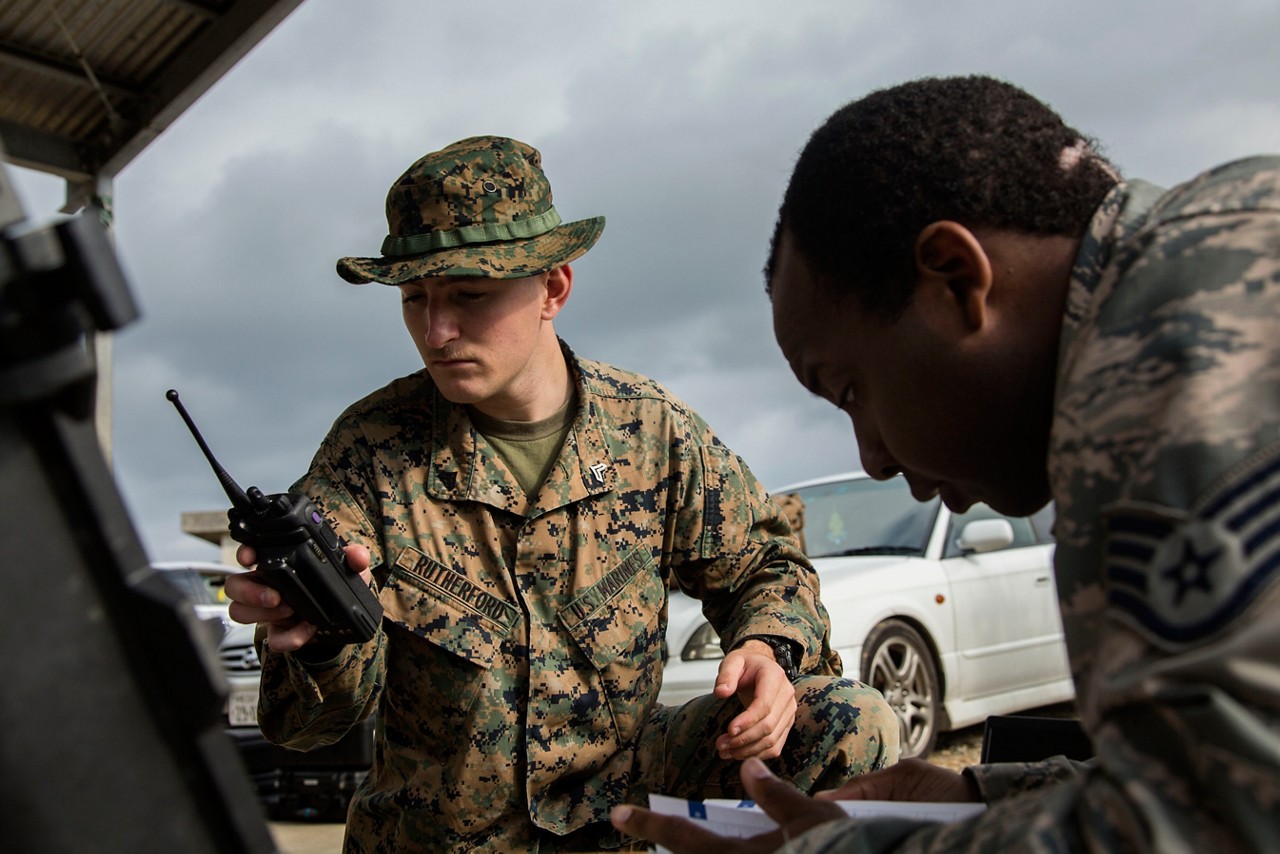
[775,476,939,559]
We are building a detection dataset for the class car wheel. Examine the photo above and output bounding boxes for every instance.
[861,619,941,759]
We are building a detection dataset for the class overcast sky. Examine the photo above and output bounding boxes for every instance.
[10,0,1280,562]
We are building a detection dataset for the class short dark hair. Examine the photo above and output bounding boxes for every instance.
[766,75,1120,319]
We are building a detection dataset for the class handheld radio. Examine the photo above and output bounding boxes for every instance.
[166,389,382,643]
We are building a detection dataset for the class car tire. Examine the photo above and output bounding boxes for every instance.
[861,619,941,759]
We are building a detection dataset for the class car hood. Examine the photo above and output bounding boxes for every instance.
[809,553,946,598]
[812,553,919,571]
[666,554,924,629]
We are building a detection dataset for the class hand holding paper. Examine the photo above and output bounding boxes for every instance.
[610,757,985,854]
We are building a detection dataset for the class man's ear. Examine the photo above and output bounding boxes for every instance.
[542,265,573,320]
[913,221,993,333]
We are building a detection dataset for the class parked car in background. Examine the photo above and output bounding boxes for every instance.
[220,623,265,732]
[218,622,278,802]
[151,561,238,637]
[658,472,1073,758]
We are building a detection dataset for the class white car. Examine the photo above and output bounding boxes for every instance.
[658,472,1074,758]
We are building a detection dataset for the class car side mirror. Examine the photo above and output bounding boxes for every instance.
[956,518,1015,554]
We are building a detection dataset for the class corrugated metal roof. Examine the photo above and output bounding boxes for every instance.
[0,0,303,184]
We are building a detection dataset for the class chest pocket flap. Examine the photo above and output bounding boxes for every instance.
[385,549,518,667]
[559,549,666,669]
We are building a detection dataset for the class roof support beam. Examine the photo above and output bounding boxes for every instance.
[0,40,136,101]
[155,0,222,21]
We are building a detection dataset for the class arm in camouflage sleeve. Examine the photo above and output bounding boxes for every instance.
[257,630,386,750]
[1031,176,1280,849]
[667,418,836,675]
[256,434,391,750]
[962,755,1087,802]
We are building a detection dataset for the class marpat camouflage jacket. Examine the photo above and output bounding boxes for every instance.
[256,345,836,850]
[791,158,1280,852]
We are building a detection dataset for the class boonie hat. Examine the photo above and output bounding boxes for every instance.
[337,135,605,285]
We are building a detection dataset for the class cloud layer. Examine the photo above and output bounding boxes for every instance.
[10,0,1279,561]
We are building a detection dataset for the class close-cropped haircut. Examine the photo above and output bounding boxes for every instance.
[767,75,1121,320]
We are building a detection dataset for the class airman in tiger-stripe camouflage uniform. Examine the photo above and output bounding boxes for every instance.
[614,75,1280,854]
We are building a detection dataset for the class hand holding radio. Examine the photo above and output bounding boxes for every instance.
[167,389,383,646]
[226,542,373,652]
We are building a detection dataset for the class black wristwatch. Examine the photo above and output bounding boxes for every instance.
[735,635,800,682]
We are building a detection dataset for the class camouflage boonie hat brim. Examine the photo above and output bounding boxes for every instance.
[337,135,605,285]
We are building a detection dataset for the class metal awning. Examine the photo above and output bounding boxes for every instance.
[1,0,306,455]
[1,0,304,202]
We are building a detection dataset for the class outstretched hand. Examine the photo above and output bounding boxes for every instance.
[612,757,981,851]
[713,641,798,760]
[811,758,979,804]
[611,757,846,853]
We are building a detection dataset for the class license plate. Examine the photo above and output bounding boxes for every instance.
[228,685,259,727]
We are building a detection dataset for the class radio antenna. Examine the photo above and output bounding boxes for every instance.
[165,389,252,510]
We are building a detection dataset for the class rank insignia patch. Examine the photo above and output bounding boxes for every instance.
[1104,453,1280,646]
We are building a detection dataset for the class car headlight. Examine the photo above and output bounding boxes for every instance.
[681,622,724,661]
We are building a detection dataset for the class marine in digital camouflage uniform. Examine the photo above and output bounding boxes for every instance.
[614,76,1280,853]
[229,136,898,852]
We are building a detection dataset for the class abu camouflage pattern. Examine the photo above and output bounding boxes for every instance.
[336,136,606,285]
[256,342,898,852]
[788,157,1280,852]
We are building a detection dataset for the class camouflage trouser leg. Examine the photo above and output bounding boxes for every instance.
[634,676,900,802]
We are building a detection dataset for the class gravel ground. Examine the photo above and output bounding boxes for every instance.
[928,722,985,772]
